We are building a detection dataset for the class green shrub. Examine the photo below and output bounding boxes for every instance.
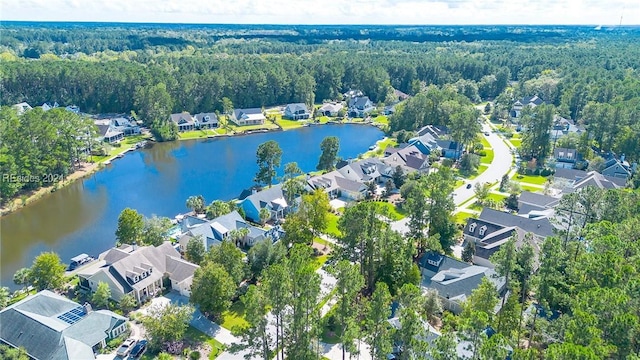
[189,351,201,360]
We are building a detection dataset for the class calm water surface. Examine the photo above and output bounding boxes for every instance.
[0,125,383,288]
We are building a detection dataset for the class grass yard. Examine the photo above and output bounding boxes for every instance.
[372,201,406,220]
[237,122,280,132]
[276,118,305,129]
[480,149,494,164]
[520,184,543,193]
[373,115,389,125]
[479,136,491,149]
[183,326,226,359]
[487,193,508,203]
[220,301,249,333]
[512,174,550,185]
[314,236,332,248]
[312,254,329,271]
[463,164,489,180]
[365,137,398,157]
[178,129,218,140]
[454,211,475,225]
[325,212,342,238]
[509,139,522,148]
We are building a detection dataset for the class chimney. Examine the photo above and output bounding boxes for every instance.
[132,243,138,251]
[620,154,626,163]
[83,302,92,313]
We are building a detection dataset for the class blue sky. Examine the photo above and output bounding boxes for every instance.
[2,0,639,25]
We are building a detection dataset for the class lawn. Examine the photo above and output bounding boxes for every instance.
[325,213,342,238]
[373,115,389,125]
[220,301,249,333]
[183,325,226,359]
[487,193,508,203]
[277,118,305,129]
[237,123,280,132]
[314,236,332,248]
[509,139,522,148]
[312,254,329,271]
[480,149,494,164]
[511,174,550,185]
[454,211,475,225]
[372,201,406,220]
[178,129,218,140]
[479,136,491,149]
[463,164,489,180]
[365,137,398,157]
[520,184,543,193]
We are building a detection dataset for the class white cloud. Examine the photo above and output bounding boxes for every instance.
[1,0,638,24]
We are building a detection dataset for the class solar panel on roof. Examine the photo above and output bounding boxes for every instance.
[57,306,87,325]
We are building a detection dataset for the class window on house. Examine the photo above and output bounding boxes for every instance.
[479,225,487,236]
[468,223,477,232]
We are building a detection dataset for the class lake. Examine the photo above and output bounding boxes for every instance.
[0,124,383,288]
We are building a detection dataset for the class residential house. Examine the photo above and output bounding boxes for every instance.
[551,115,583,141]
[382,144,430,175]
[406,125,461,159]
[343,89,363,99]
[193,112,219,129]
[230,108,266,126]
[111,116,140,136]
[393,89,410,102]
[240,184,289,223]
[553,147,578,169]
[337,158,392,185]
[65,105,80,114]
[510,95,545,119]
[283,103,311,120]
[555,169,626,192]
[77,242,199,302]
[306,170,368,201]
[347,96,375,118]
[41,102,60,111]
[418,252,506,314]
[517,191,560,215]
[170,112,196,132]
[463,208,553,268]
[177,210,277,250]
[0,290,127,360]
[602,157,632,179]
[12,102,32,115]
[317,102,344,117]
[94,119,124,144]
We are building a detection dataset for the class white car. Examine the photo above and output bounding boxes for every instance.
[116,338,137,357]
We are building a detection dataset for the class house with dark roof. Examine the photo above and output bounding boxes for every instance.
[0,290,127,360]
[517,191,560,215]
[77,242,199,302]
[407,125,462,159]
[240,184,289,223]
[418,252,506,314]
[510,95,545,119]
[317,102,344,117]
[602,157,632,179]
[230,108,266,126]
[347,96,375,118]
[306,170,368,201]
[463,208,552,268]
[553,147,578,169]
[382,144,430,174]
[170,112,196,131]
[193,112,219,129]
[284,103,310,120]
[177,210,275,250]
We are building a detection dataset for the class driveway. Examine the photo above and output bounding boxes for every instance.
[452,120,514,206]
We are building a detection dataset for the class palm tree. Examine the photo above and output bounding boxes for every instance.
[259,208,271,225]
[229,228,250,247]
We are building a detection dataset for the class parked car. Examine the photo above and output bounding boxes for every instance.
[129,339,148,358]
[116,338,137,357]
[466,183,472,189]
[484,131,490,136]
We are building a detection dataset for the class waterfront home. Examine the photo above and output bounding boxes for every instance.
[177,210,274,250]
[347,96,375,118]
[0,290,127,360]
[317,102,343,117]
[283,103,311,120]
[12,102,33,115]
[406,125,462,160]
[230,108,266,126]
[306,170,368,201]
[418,251,506,314]
[193,112,219,129]
[337,158,392,185]
[170,112,196,131]
[94,119,124,144]
[77,242,199,303]
[240,184,289,223]
[382,144,430,175]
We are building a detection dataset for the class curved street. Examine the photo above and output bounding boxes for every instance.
[452,120,514,206]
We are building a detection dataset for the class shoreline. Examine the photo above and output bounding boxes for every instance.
[1,120,386,217]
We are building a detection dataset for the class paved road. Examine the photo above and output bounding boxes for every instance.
[452,121,514,206]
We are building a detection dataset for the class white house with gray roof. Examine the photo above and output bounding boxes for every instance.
[0,290,127,360]
[347,96,375,117]
[317,102,344,117]
[283,103,310,120]
[77,242,199,302]
[170,112,196,131]
[240,184,290,223]
[230,108,266,126]
[177,210,276,250]
[193,112,219,129]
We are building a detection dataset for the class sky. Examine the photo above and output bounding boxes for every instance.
[2,0,639,25]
